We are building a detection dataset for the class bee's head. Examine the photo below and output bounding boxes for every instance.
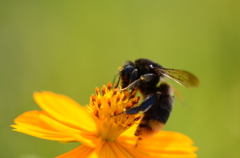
[119,61,135,77]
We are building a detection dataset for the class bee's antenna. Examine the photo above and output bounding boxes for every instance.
[112,72,120,89]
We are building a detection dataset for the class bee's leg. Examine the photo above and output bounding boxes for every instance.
[116,69,139,91]
[123,93,159,115]
[135,137,142,148]
[116,73,156,92]
[113,93,158,116]
[112,103,142,116]
[118,64,134,88]
[115,79,141,92]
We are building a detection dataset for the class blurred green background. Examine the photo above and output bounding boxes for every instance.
[1,0,240,158]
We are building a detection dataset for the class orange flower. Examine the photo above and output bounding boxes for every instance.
[11,83,198,158]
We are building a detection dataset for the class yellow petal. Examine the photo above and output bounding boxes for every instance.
[33,92,96,132]
[117,124,139,145]
[120,124,138,137]
[56,145,94,158]
[118,130,198,158]
[11,111,75,141]
[11,110,102,147]
[98,143,117,158]
[116,141,149,158]
[56,141,149,158]
[39,111,102,147]
[107,142,130,158]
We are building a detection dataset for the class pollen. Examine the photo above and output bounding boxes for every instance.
[88,83,141,141]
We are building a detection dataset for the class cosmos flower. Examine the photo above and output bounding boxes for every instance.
[11,83,197,158]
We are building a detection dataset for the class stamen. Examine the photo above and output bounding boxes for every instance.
[95,87,100,95]
[97,99,101,108]
[89,84,141,142]
[107,82,112,90]
[126,102,133,109]
[93,110,99,118]
[91,94,96,103]
[114,109,121,115]
[102,86,106,96]
[129,90,137,99]
[116,94,121,102]
[132,97,140,106]
[134,116,141,121]
[122,91,129,101]
[127,123,134,127]
[113,88,117,96]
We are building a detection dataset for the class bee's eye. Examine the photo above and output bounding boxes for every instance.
[125,65,134,75]
[149,64,154,69]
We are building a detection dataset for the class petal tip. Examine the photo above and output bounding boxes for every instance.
[33,92,41,100]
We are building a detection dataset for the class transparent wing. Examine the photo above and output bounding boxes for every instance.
[157,68,199,88]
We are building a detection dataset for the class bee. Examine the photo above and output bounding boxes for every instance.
[115,58,199,139]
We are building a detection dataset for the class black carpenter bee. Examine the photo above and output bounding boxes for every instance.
[115,58,199,139]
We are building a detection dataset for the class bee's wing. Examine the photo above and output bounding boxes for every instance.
[157,69,199,88]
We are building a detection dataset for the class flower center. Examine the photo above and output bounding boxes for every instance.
[88,83,141,142]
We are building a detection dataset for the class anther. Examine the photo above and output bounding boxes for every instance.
[107,98,111,106]
[93,110,99,118]
[127,123,134,127]
[102,86,106,96]
[126,102,133,109]
[91,94,96,103]
[132,97,140,106]
[95,87,100,95]
[122,91,129,101]
[97,99,101,108]
[116,94,121,102]
[134,116,141,121]
[107,82,112,90]
[129,90,137,99]
[114,109,121,116]
[113,88,117,96]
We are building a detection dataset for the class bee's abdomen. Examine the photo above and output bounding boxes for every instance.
[135,83,174,138]
[134,116,165,138]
